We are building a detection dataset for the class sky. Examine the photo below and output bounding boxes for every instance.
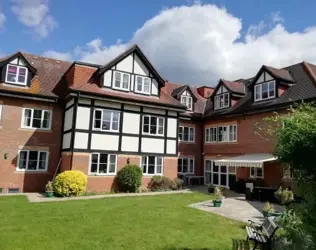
[1,0,316,86]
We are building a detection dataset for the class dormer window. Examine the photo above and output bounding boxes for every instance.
[214,93,229,110]
[114,71,130,91]
[254,80,275,101]
[6,64,28,86]
[180,91,193,110]
[136,76,151,94]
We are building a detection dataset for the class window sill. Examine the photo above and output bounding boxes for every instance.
[112,86,130,92]
[134,90,151,96]
[88,174,116,177]
[205,141,237,144]
[19,128,52,132]
[179,141,195,144]
[142,133,164,137]
[143,174,163,177]
[15,170,48,174]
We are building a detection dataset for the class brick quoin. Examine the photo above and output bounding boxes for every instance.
[0,97,63,192]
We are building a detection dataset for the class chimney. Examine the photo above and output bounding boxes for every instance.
[197,86,215,98]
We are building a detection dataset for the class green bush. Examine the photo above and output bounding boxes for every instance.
[148,176,183,191]
[53,170,87,197]
[275,186,294,205]
[117,164,143,192]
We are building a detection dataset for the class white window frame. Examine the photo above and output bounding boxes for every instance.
[17,150,49,172]
[5,64,28,86]
[142,115,164,136]
[141,156,163,176]
[205,127,217,143]
[181,95,193,110]
[179,126,195,142]
[178,158,194,174]
[0,104,2,124]
[218,125,237,143]
[135,75,151,95]
[214,93,230,110]
[113,71,130,91]
[254,80,275,101]
[93,108,120,132]
[250,167,264,179]
[21,108,52,130]
[89,153,117,175]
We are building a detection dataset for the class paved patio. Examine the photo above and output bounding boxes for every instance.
[188,186,283,223]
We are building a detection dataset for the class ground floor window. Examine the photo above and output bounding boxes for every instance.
[141,156,163,175]
[17,150,48,171]
[204,160,234,187]
[250,167,264,178]
[90,153,117,175]
[178,158,194,174]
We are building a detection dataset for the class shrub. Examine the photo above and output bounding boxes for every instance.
[173,178,183,190]
[214,186,223,201]
[263,202,275,213]
[45,181,53,192]
[117,164,142,192]
[53,171,87,197]
[275,186,294,205]
[148,176,171,191]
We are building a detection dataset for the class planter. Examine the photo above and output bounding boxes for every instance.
[213,199,222,207]
[262,210,282,217]
[46,191,54,198]
[208,187,215,194]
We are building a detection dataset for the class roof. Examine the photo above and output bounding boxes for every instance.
[162,82,207,116]
[264,65,294,82]
[0,52,71,98]
[221,79,246,95]
[214,153,277,168]
[205,62,316,118]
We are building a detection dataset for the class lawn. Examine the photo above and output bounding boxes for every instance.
[0,193,246,250]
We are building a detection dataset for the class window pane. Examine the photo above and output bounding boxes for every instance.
[18,75,26,83]
[189,159,194,173]
[38,152,47,170]
[205,128,209,142]
[181,96,186,104]
[183,158,188,173]
[28,151,38,170]
[269,81,275,97]
[158,118,164,135]
[179,127,183,140]
[218,127,223,141]
[262,83,268,99]
[99,154,108,164]
[102,111,111,130]
[255,85,261,100]
[90,154,98,173]
[114,72,121,87]
[136,76,142,91]
[143,116,149,133]
[122,74,129,89]
[8,65,17,73]
[178,159,182,172]
[183,127,189,141]
[257,168,263,177]
[23,109,32,127]
[150,117,157,134]
[18,151,27,169]
[109,155,116,173]
[250,167,255,176]
[42,111,51,129]
[156,157,162,174]
[189,128,194,141]
[144,78,150,93]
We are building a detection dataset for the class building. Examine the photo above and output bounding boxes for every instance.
[0,44,316,193]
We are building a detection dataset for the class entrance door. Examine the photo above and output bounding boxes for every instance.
[204,160,229,188]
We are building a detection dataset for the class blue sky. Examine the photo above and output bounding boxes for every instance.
[1,0,316,85]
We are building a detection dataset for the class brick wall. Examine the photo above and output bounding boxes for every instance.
[69,153,178,192]
[179,120,203,176]
[0,97,63,192]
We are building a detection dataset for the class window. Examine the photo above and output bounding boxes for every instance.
[205,125,236,143]
[114,71,130,90]
[141,156,163,175]
[181,95,193,110]
[250,167,264,178]
[93,109,120,132]
[143,115,164,135]
[214,93,229,110]
[254,80,275,101]
[178,158,194,174]
[22,108,52,130]
[90,153,117,175]
[5,64,28,86]
[179,126,195,142]
[135,76,151,94]
[0,104,2,123]
[17,150,48,171]
[205,127,217,143]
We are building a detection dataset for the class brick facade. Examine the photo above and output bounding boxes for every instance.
[61,152,178,192]
[0,97,63,192]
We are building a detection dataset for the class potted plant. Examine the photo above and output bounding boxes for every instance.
[212,186,223,207]
[262,202,275,217]
[208,184,215,194]
[275,186,294,205]
[45,181,54,198]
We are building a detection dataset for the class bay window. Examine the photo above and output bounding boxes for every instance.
[141,156,163,175]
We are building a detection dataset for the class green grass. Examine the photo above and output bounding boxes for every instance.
[0,193,246,250]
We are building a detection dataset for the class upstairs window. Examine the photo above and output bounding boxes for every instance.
[141,156,163,175]
[22,108,52,130]
[114,71,130,91]
[205,125,237,143]
[179,126,195,142]
[214,93,229,110]
[136,76,151,94]
[143,115,164,135]
[254,80,275,101]
[6,65,28,86]
[181,95,193,110]
[93,109,120,132]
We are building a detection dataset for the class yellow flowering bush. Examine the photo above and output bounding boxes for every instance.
[53,171,87,197]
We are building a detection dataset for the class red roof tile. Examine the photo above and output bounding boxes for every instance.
[264,65,294,82]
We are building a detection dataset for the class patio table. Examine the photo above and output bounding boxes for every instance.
[253,186,278,202]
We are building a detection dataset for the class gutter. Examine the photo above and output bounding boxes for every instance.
[0,90,57,103]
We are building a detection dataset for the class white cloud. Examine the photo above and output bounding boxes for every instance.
[271,11,284,24]
[42,4,316,86]
[11,0,56,38]
[42,50,73,61]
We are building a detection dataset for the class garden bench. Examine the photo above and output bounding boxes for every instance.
[246,217,279,250]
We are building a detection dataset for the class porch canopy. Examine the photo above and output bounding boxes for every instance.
[214,153,277,168]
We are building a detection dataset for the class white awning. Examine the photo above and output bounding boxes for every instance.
[214,153,277,168]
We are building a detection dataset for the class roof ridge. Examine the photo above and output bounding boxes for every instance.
[303,61,316,86]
